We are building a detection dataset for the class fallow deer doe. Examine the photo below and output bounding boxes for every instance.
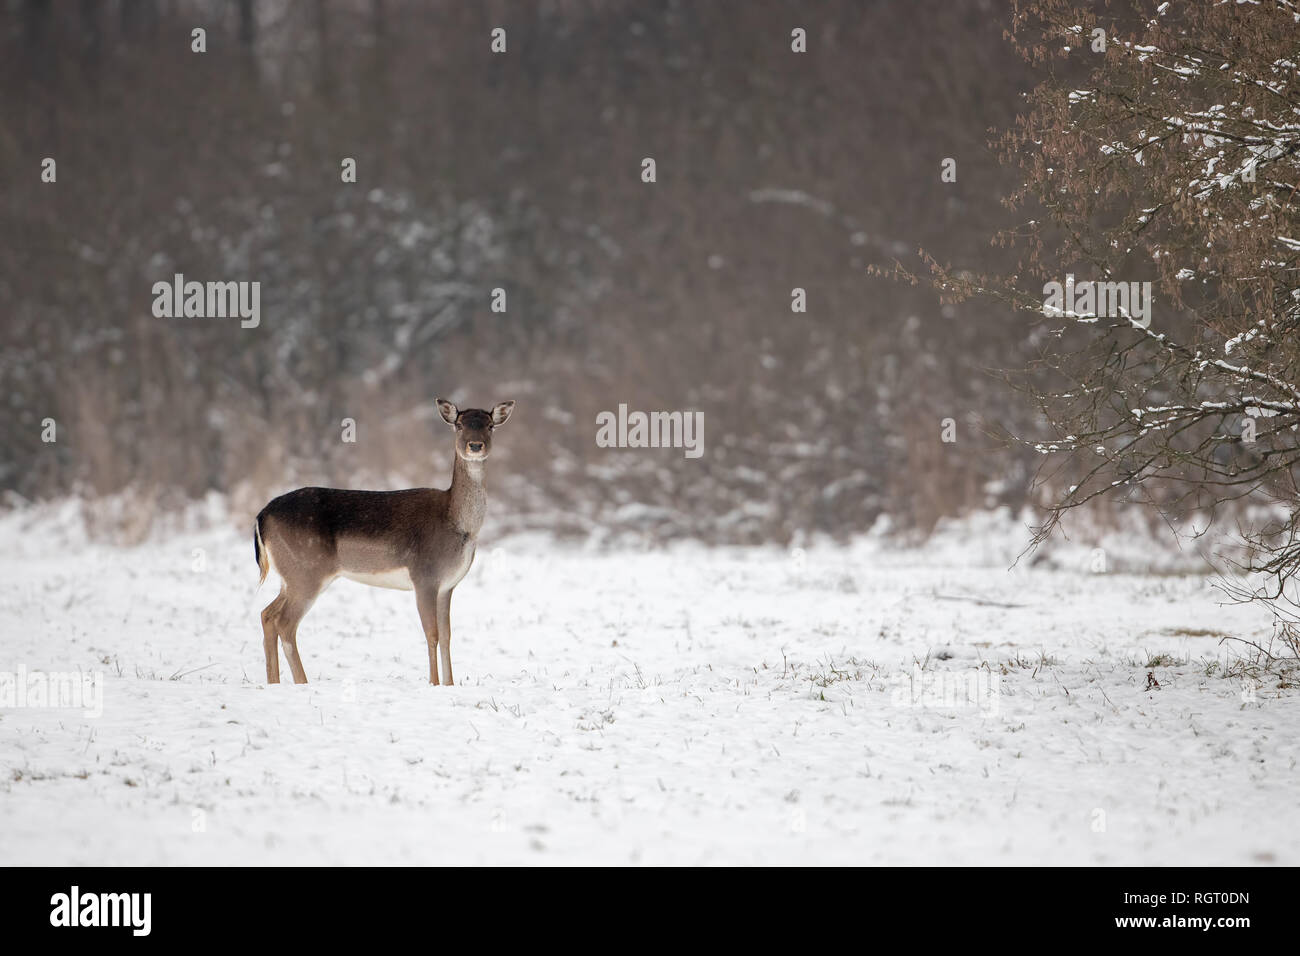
[254,399,514,685]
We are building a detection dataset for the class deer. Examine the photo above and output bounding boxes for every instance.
[253,398,515,686]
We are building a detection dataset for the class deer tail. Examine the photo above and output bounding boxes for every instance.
[254,515,269,587]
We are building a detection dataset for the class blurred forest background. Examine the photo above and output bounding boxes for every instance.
[0,0,1052,544]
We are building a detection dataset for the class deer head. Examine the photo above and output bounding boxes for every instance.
[436,399,515,462]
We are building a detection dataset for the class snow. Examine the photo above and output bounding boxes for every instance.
[1,507,1297,865]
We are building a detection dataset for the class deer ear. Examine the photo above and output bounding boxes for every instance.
[436,399,458,425]
[491,400,515,426]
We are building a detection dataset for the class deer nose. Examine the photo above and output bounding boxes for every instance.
[468,442,484,453]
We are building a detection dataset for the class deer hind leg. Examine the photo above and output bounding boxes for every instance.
[261,590,288,684]
[436,589,453,686]
[277,596,316,684]
[416,586,440,685]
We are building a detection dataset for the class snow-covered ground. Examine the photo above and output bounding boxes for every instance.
[1,508,1297,865]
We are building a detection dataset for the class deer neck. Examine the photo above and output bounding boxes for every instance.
[447,455,487,536]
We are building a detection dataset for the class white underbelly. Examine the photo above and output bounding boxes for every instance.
[340,567,415,591]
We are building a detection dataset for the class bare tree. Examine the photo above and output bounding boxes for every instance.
[916,0,1300,644]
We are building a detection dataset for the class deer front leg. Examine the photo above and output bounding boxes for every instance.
[436,589,454,686]
[416,586,440,685]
